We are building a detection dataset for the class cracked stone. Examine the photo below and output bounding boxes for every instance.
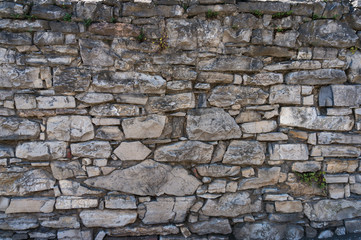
[122,114,167,139]
[0,117,40,140]
[6,197,55,214]
[16,141,66,160]
[269,144,309,161]
[304,200,361,221]
[71,141,112,158]
[223,140,265,165]
[55,196,98,209]
[189,218,232,235]
[59,180,103,196]
[51,161,86,180]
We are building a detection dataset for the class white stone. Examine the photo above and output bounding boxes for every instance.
[269,144,309,161]
[122,114,167,139]
[114,141,151,161]
[36,96,76,109]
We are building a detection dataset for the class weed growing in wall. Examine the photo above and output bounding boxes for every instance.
[63,13,72,22]
[295,171,327,192]
[152,33,168,51]
[137,29,146,43]
[272,10,293,19]
[206,10,218,19]
[83,18,92,27]
[350,46,358,54]
[251,10,263,18]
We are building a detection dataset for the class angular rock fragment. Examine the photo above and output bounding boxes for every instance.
[75,92,113,105]
[269,85,301,104]
[37,96,76,109]
[53,68,91,93]
[31,4,66,20]
[154,141,213,163]
[0,31,32,45]
[223,141,265,165]
[47,116,94,142]
[71,141,112,158]
[201,192,262,217]
[199,56,263,72]
[285,69,346,85]
[16,141,66,160]
[146,93,195,113]
[280,107,354,131]
[109,224,179,236]
[89,23,140,37]
[269,144,309,161]
[114,141,151,161]
[304,200,361,221]
[0,216,39,230]
[243,73,283,86]
[196,164,240,177]
[319,85,361,107]
[105,195,137,209]
[0,65,42,89]
[80,210,137,228]
[122,115,167,139]
[51,161,86,180]
[186,108,242,140]
[189,218,232,235]
[6,197,55,214]
[79,39,114,67]
[0,145,13,158]
[55,196,98,209]
[40,216,80,229]
[241,121,277,134]
[95,126,124,141]
[59,180,103,196]
[85,160,201,196]
[0,2,27,18]
[0,169,55,196]
[238,167,281,190]
[89,104,140,117]
[0,117,40,140]
[311,145,360,157]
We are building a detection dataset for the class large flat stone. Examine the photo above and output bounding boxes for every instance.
[37,96,76,109]
[79,39,114,67]
[16,141,67,160]
[85,160,201,196]
[59,180,103,196]
[201,192,262,217]
[318,132,361,144]
[196,164,240,177]
[140,197,195,224]
[243,73,283,86]
[146,93,195,113]
[53,67,91,93]
[70,141,112,158]
[269,85,301,104]
[89,23,140,37]
[285,69,347,85]
[90,104,140,117]
[0,216,39,231]
[0,117,40,140]
[304,200,361,221]
[0,169,55,196]
[269,144,309,161]
[51,161,86,180]
[299,20,358,47]
[189,218,232,235]
[199,56,263,72]
[0,2,27,18]
[109,224,179,236]
[55,196,98,209]
[280,107,354,131]
[223,140,265,165]
[154,141,213,163]
[122,115,166,139]
[186,108,242,141]
[105,195,137,209]
[0,31,32,45]
[80,210,137,228]
[238,167,281,190]
[6,197,55,214]
[208,85,268,107]
[319,85,361,107]
[241,120,277,134]
[92,71,166,94]
[311,145,360,157]
[114,141,151,161]
[40,216,80,229]
[47,116,94,142]
[0,65,42,89]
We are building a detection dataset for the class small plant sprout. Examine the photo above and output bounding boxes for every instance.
[152,32,168,51]
[251,10,263,18]
[294,171,327,193]
[111,17,116,23]
[63,13,72,22]
[276,26,285,32]
[272,10,293,19]
[350,46,358,54]
[232,25,238,30]
[206,9,218,19]
[182,3,189,11]
[25,14,37,21]
[83,18,92,27]
[136,28,146,43]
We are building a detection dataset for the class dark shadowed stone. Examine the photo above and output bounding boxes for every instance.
[347,8,361,30]
[49,21,79,33]
[0,20,49,31]
[280,107,354,131]
[79,39,114,67]
[285,69,346,85]
[0,65,42,89]
[31,4,67,20]
[109,224,179,236]
[0,169,55,196]
[246,46,295,58]
[0,31,32,45]
[85,160,201,196]
[237,2,290,14]
[0,145,14,158]
[189,218,232,235]
[223,140,265,165]
[53,68,91,92]
[0,216,39,230]
[201,192,262,217]
[154,141,213,163]
[89,23,140,37]
[199,56,263,72]
[299,20,358,47]
[0,2,27,18]
[320,85,361,107]
[186,108,242,141]
[34,32,64,45]
[304,200,361,221]
[319,86,333,107]
[0,117,40,140]
[208,86,268,107]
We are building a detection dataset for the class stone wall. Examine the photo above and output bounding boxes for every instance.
[0,0,361,239]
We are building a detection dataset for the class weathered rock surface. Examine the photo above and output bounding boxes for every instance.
[199,56,263,72]
[139,197,195,224]
[238,167,281,190]
[59,180,103,196]
[285,69,347,85]
[186,108,242,140]
[299,20,359,47]
[114,141,151,161]
[319,85,361,107]
[311,145,360,157]
[89,104,140,117]
[105,195,137,209]
[40,216,80,229]
[55,196,98,209]
[208,85,268,107]
[269,85,301,104]
[79,39,114,67]
[304,200,361,221]
[6,197,55,214]
[269,144,309,161]
[16,141,67,160]
[201,192,262,217]
[243,73,283,86]
[51,161,86,180]
[0,66,42,89]
[318,132,361,144]
[122,115,167,139]
[0,169,55,196]
[92,72,166,94]
[189,218,232,235]
[80,210,137,228]
[154,141,213,163]
[89,23,140,37]
[109,224,179,236]
[196,164,240,177]
[223,141,265,165]
[53,68,91,93]
[85,160,201,196]
[0,117,40,140]
[37,96,76,109]
[70,141,112,158]
[0,216,39,230]
[146,93,195,113]
[241,120,277,134]
[280,107,354,131]
[0,145,13,158]
[47,116,94,142]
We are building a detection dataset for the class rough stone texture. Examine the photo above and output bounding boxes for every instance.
[114,141,151,161]
[318,132,361,144]
[79,39,114,67]
[51,161,86,180]
[241,120,277,134]
[47,116,94,142]
[311,145,360,157]
[269,85,301,104]
[59,180,103,196]
[89,104,140,117]
[0,117,40,140]
[85,160,201,196]
[299,20,359,47]
[37,96,76,109]
[16,141,67,160]
[53,68,91,93]
[280,107,354,131]
[186,108,242,140]
[238,167,281,190]
[70,141,112,158]
[154,141,213,163]
[304,200,361,221]
[243,73,283,86]
[201,192,262,217]
[189,218,232,235]
[80,210,137,228]
[105,195,137,209]
[109,224,179,236]
[146,93,195,113]
[269,144,309,161]
[223,141,265,165]
[6,198,55,214]
[55,196,98,209]
[196,164,240,177]
[285,69,347,85]
[199,56,263,72]
[122,115,167,139]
